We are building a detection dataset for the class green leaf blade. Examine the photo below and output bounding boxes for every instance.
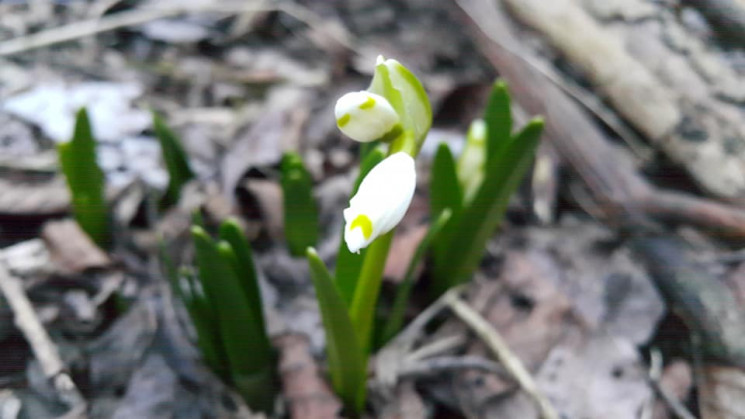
[218,219,266,333]
[191,227,275,411]
[432,119,543,296]
[178,267,229,380]
[58,108,109,247]
[280,152,319,256]
[430,143,462,218]
[485,80,512,164]
[307,247,366,414]
[153,112,194,208]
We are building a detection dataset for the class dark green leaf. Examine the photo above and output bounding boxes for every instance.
[218,218,265,332]
[153,112,194,208]
[485,81,512,164]
[179,266,229,380]
[162,238,228,380]
[191,227,274,411]
[430,143,462,219]
[432,119,543,297]
[307,247,366,413]
[430,143,462,268]
[280,152,319,256]
[57,108,109,247]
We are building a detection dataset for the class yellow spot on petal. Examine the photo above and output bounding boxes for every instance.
[359,96,375,110]
[337,113,350,127]
[350,214,373,240]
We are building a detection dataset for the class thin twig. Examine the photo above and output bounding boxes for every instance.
[0,263,84,410]
[399,356,510,381]
[0,6,184,56]
[450,0,652,161]
[375,288,460,389]
[443,291,560,419]
[407,334,466,362]
[646,349,697,419]
[0,1,354,57]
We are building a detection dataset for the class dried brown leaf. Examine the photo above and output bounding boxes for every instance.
[221,112,286,199]
[41,219,110,274]
[700,364,745,419]
[384,225,427,283]
[0,176,69,215]
[275,333,342,419]
[379,381,426,419]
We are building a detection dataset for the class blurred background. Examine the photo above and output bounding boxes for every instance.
[1,0,745,418]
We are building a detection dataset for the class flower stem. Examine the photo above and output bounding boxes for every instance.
[349,230,394,352]
[349,129,417,352]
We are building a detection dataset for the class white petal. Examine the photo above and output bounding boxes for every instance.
[344,224,368,254]
[343,152,416,253]
[334,91,399,143]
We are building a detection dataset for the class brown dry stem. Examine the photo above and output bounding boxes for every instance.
[443,291,560,419]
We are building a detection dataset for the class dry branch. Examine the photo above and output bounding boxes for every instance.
[452,0,745,239]
[632,235,745,367]
[503,0,745,200]
[0,263,85,411]
[0,2,353,57]
[502,0,680,142]
[444,291,560,419]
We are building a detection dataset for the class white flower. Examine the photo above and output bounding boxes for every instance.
[343,152,416,253]
[335,91,400,143]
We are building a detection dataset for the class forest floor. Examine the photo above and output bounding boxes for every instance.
[1,0,744,418]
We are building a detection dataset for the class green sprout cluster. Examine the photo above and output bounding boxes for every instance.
[430,82,544,297]
[170,218,276,413]
[57,59,542,418]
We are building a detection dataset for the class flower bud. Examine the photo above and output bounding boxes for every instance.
[343,152,416,253]
[457,119,487,203]
[335,91,400,143]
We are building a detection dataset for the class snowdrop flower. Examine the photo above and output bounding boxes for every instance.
[335,91,401,143]
[344,152,416,253]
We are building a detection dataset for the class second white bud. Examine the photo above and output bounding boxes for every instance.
[343,152,416,253]
[335,91,400,143]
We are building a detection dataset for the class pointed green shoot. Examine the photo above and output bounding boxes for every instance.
[430,143,462,219]
[334,148,385,304]
[432,119,544,296]
[382,209,452,343]
[153,112,194,208]
[191,227,274,412]
[178,266,229,379]
[430,143,462,267]
[218,218,265,332]
[280,152,319,256]
[57,108,109,248]
[458,119,487,204]
[307,247,366,414]
[162,234,229,380]
[485,80,512,164]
